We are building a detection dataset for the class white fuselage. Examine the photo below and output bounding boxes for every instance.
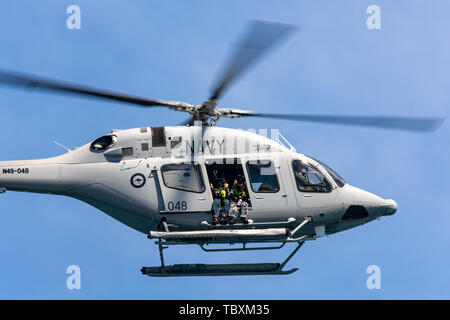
[0,126,397,238]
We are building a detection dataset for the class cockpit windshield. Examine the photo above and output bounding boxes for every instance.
[307,156,347,187]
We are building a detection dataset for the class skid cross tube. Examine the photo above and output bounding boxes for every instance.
[288,217,311,239]
[199,242,286,252]
[280,241,304,269]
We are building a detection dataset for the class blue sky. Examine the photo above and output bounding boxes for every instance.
[0,0,449,299]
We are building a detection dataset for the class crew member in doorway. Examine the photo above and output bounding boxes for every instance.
[229,183,249,224]
[211,183,220,225]
[211,181,230,225]
[218,181,230,225]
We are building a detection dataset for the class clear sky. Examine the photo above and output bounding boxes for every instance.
[0,0,449,299]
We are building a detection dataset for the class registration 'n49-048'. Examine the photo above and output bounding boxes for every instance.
[2,168,29,174]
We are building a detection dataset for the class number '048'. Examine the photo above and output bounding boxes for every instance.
[167,201,187,211]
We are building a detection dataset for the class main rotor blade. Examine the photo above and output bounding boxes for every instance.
[229,111,444,132]
[209,20,297,101]
[0,69,192,110]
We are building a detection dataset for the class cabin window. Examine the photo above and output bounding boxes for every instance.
[161,163,205,193]
[292,160,332,193]
[90,135,117,151]
[246,160,280,193]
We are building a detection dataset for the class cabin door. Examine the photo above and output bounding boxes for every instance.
[156,162,212,213]
[243,159,288,212]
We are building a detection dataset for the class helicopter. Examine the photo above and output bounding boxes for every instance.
[0,21,444,277]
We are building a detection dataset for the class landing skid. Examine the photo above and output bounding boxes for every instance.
[141,241,304,277]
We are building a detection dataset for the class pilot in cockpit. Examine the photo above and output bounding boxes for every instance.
[293,161,315,192]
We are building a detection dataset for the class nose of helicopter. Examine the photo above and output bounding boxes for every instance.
[345,185,398,217]
[379,199,397,216]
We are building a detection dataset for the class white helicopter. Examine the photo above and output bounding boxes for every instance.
[0,21,444,277]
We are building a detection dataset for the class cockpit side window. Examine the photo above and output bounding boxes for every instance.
[90,135,117,151]
[292,160,332,193]
[161,163,205,193]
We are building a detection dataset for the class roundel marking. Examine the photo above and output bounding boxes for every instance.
[130,173,146,188]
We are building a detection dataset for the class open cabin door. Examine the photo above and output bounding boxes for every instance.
[204,158,288,212]
[156,162,212,213]
[204,158,252,207]
[204,158,247,192]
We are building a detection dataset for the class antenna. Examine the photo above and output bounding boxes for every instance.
[53,141,72,153]
[277,132,296,152]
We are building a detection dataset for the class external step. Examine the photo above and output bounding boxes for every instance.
[200,217,296,229]
[148,228,289,241]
